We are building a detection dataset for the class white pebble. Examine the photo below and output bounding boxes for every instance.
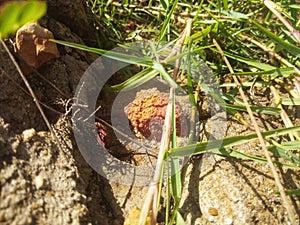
[22,128,36,142]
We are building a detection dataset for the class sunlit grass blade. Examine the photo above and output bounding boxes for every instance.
[281,141,300,150]
[175,211,185,225]
[160,0,169,10]
[222,51,276,70]
[158,0,178,41]
[285,189,300,196]
[219,10,249,20]
[226,148,297,169]
[231,67,295,79]
[281,98,300,106]
[170,91,181,200]
[170,157,181,200]
[224,103,280,115]
[107,67,158,92]
[222,92,279,113]
[51,39,153,66]
[252,20,300,57]
[220,80,269,88]
[170,126,300,158]
[152,61,178,88]
[222,0,228,10]
[269,145,300,166]
[171,146,297,169]
[190,25,212,42]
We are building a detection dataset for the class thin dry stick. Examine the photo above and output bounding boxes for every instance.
[10,51,71,98]
[1,39,65,154]
[263,0,300,43]
[213,38,296,224]
[138,87,174,225]
[139,20,192,225]
[270,86,300,141]
[1,68,64,115]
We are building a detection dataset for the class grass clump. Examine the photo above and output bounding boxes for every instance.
[61,0,300,224]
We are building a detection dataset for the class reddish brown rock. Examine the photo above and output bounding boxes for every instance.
[124,88,188,140]
[15,22,60,73]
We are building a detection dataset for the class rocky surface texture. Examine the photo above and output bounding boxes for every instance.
[124,88,188,140]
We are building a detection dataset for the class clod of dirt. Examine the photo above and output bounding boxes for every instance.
[124,88,188,140]
[15,22,60,73]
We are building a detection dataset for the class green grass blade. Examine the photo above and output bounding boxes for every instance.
[170,157,181,199]
[158,0,178,41]
[269,145,300,165]
[176,211,185,225]
[170,126,300,157]
[51,39,153,66]
[190,26,212,42]
[222,0,228,10]
[0,3,20,38]
[107,68,158,92]
[222,93,280,115]
[220,81,269,88]
[227,149,297,169]
[152,61,178,88]
[19,1,47,26]
[222,51,276,70]
[231,67,295,79]
[220,10,249,20]
[281,98,300,106]
[160,0,169,10]
[252,20,300,57]
[281,141,300,150]
[285,189,300,196]
[224,103,280,115]
[170,87,181,200]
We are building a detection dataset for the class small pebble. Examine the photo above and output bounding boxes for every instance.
[208,207,218,216]
[22,128,36,142]
[34,174,44,189]
[224,217,233,225]
[11,139,20,152]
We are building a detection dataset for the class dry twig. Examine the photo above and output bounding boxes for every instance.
[0,39,66,156]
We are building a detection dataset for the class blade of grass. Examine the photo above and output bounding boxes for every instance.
[158,0,178,41]
[285,189,300,196]
[152,61,178,88]
[221,50,276,70]
[269,145,300,166]
[230,67,295,79]
[281,98,300,106]
[139,87,175,225]
[252,20,300,57]
[224,103,280,115]
[107,67,159,91]
[170,125,300,157]
[51,39,153,66]
[239,33,300,76]
[263,0,300,43]
[0,1,46,38]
